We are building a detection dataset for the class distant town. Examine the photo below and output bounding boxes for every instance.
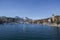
[0,14,60,26]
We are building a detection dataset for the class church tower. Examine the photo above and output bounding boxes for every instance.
[51,13,55,22]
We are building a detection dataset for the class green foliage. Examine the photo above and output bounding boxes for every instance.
[54,20,60,24]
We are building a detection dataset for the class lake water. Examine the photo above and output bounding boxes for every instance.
[0,24,60,40]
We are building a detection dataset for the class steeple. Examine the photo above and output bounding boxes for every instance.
[51,13,55,22]
[52,13,55,16]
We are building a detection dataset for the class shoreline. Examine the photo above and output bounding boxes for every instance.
[43,23,60,27]
[0,22,60,27]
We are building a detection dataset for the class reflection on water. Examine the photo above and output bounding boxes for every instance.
[0,24,60,40]
[55,27,60,39]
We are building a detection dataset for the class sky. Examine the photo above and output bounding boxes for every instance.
[0,0,60,19]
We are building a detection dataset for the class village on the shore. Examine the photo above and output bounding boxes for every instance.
[0,14,60,26]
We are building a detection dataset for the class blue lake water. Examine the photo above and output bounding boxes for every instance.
[0,24,60,40]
